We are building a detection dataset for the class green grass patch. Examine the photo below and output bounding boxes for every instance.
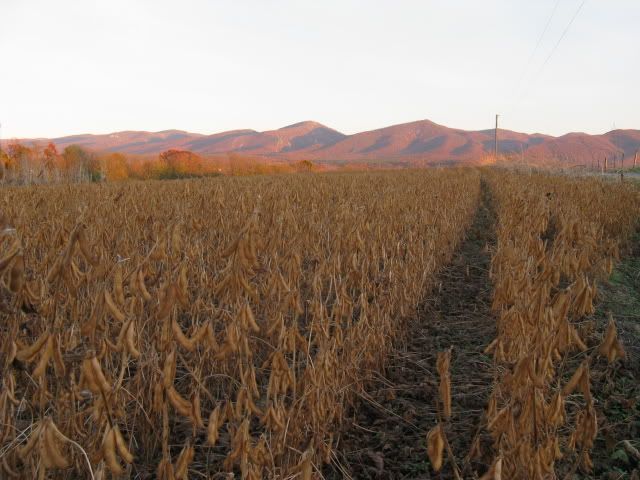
[597,247,640,319]
[580,230,640,479]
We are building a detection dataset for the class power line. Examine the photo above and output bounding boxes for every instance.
[537,0,587,76]
[511,0,562,99]
[510,0,588,112]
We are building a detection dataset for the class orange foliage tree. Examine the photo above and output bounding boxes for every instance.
[61,145,100,181]
[100,152,130,181]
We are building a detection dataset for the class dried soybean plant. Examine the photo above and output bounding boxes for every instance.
[0,169,480,478]
[427,348,460,478]
[479,170,640,479]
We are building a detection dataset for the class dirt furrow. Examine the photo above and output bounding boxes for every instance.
[326,180,497,479]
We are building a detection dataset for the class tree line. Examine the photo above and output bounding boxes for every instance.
[0,142,318,184]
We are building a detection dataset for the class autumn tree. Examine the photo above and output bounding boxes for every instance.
[100,152,129,181]
[62,145,100,181]
[158,149,205,178]
[2,142,35,182]
[43,143,58,169]
[296,160,314,172]
[6,142,31,171]
[41,143,60,182]
[0,146,8,180]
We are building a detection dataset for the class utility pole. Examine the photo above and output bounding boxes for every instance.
[604,156,608,172]
[494,114,499,160]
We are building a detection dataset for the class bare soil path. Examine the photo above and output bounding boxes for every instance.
[325,180,497,479]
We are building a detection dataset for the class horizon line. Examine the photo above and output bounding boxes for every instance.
[2,118,637,143]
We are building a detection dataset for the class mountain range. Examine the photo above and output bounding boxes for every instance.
[10,120,640,166]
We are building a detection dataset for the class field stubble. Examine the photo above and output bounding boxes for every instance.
[329,170,640,479]
[0,170,479,479]
[0,168,639,479]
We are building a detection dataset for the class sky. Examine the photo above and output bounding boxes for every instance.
[0,0,638,139]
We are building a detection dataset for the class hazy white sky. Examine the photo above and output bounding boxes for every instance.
[1,0,638,138]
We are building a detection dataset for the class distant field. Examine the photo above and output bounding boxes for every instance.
[1,169,639,479]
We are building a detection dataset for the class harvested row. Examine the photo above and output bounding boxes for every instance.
[478,171,640,478]
[327,177,498,479]
[0,170,480,478]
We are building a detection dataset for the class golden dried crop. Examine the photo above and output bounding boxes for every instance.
[4,168,636,478]
[481,169,639,479]
[0,169,480,478]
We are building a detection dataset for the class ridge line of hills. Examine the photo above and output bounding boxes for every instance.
[7,119,640,166]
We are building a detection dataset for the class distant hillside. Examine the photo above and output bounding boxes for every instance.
[7,120,639,166]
